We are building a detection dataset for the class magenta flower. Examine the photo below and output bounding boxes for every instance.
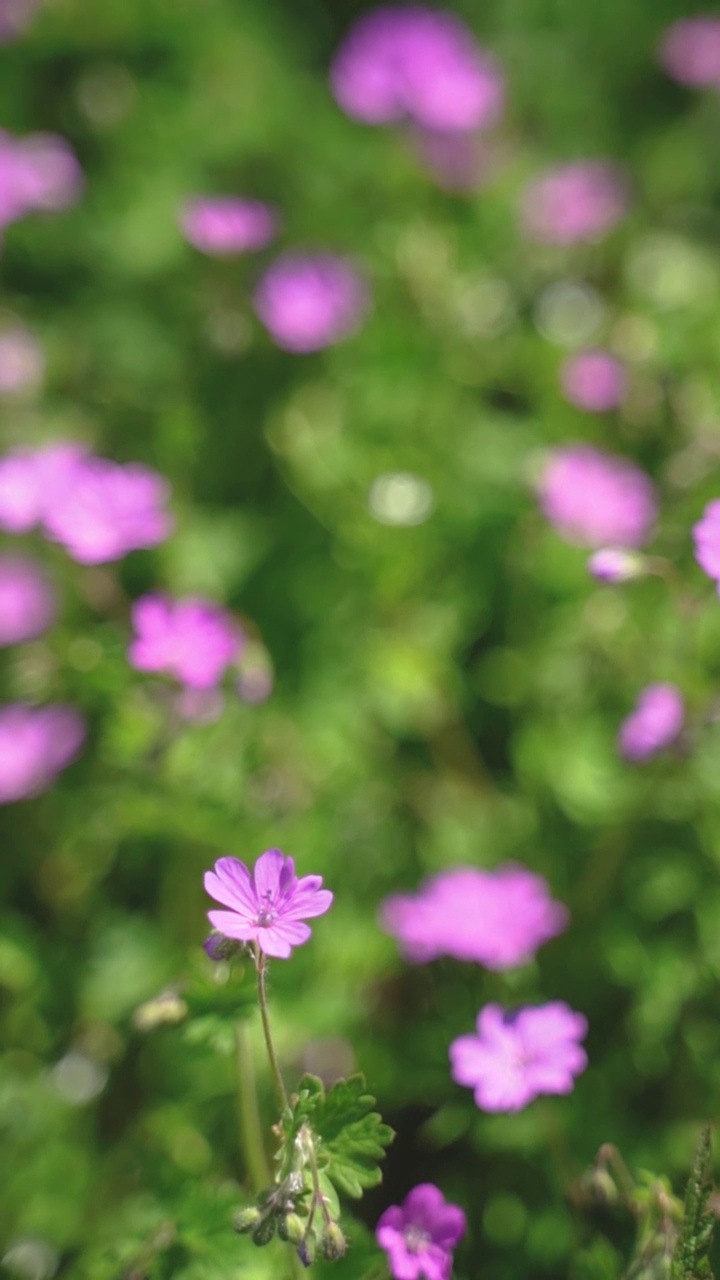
[0,555,56,646]
[0,327,44,394]
[693,499,720,586]
[254,253,370,353]
[0,130,82,229]
[538,445,657,549]
[129,594,242,690]
[204,849,333,959]
[0,0,39,43]
[0,703,85,803]
[520,161,627,245]
[659,16,720,88]
[43,456,173,563]
[331,7,504,133]
[0,442,86,535]
[376,1184,466,1280]
[617,684,684,762]
[450,1002,588,1112]
[588,548,645,583]
[381,865,567,969]
[560,349,627,413]
[179,196,279,255]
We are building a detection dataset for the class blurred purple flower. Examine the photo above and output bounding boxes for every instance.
[0,327,44,394]
[254,253,370,353]
[0,130,82,229]
[617,684,684,762]
[0,442,86,534]
[204,848,333,959]
[177,687,226,724]
[588,548,645,583]
[560,348,627,413]
[0,554,56,645]
[129,594,242,690]
[693,499,720,585]
[659,16,720,88]
[179,196,279,255]
[376,1184,466,1280]
[450,1002,588,1112]
[521,161,627,245]
[0,0,39,43]
[0,703,85,803]
[331,6,504,133]
[43,456,173,563]
[381,864,567,969]
[538,445,657,548]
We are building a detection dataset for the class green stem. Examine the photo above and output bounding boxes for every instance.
[255,946,289,1112]
[234,1021,271,1191]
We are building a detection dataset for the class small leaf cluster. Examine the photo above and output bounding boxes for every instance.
[237,1073,394,1267]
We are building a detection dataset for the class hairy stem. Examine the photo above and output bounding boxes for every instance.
[255,946,289,1113]
[234,1021,271,1191]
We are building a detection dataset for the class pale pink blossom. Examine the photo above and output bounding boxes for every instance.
[129,594,242,690]
[0,703,84,803]
[179,197,278,255]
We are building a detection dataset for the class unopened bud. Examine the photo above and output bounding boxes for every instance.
[252,1214,277,1246]
[588,548,646,584]
[320,1222,347,1260]
[279,1213,306,1246]
[297,1230,317,1268]
[203,932,245,961]
[234,1206,262,1234]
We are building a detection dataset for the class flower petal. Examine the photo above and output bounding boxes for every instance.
[258,919,312,958]
[282,887,334,921]
[204,859,257,916]
[253,848,288,900]
[207,910,258,941]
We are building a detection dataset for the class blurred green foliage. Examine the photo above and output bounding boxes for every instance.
[2,0,720,1277]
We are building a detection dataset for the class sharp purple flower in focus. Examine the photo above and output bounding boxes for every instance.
[449,1001,588,1112]
[381,864,567,969]
[204,848,333,959]
[376,1183,466,1280]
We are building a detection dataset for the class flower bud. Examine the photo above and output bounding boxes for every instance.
[234,1206,262,1234]
[320,1222,347,1260]
[203,932,245,962]
[297,1230,317,1268]
[252,1214,277,1246]
[279,1213,306,1245]
[587,548,646,584]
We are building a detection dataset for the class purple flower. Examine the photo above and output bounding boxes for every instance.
[204,848,333,959]
[0,0,39,43]
[588,548,645,583]
[331,7,504,133]
[254,253,370,353]
[659,17,720,88]
[43,456,173,563]
[520,161,627,245]
[179,196,279,255]
[0,442,87,534]
[0,130,82,229]
[381,864,567,969]
[617,684,684,762]
[376,1184,466,1280]
[0,327,44,394]
[693,499,720,585]
[0,703,85,803]
[560,349,627,413]
[129,594,242,690]
[413,128,498,193]
[450,1002,588,1112]
[0,555,56,645]
[538,445,657,549]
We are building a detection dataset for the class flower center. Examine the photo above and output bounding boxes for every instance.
[404,1226,430,1255]
[256,907,277,927]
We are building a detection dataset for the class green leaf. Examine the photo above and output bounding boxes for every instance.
[280,1073,394,1200]
[671,1127,716,1280]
